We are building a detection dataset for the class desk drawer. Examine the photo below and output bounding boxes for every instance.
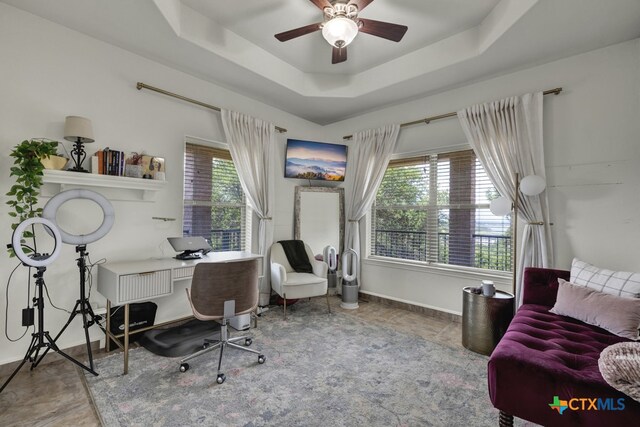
[174,266,195,280]
[119,270,171,302]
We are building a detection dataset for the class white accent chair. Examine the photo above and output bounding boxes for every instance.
[270,242,331,319]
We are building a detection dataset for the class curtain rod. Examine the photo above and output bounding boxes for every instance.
[342,87,563,140]
[136,82,288,134]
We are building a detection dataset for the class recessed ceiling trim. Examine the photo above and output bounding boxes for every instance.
[154,0,533,99]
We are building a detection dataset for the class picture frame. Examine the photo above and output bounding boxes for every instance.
[140,155,165,180]
[284,139,347,182]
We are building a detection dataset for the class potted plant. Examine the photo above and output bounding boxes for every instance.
[6,138,60,256]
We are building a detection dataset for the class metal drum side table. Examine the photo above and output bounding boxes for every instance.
[462,287,515,356]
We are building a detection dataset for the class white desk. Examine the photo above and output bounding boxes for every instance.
[97,251,263,373]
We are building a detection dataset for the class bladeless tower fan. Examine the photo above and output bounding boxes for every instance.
[323,245,338,291]
[341,249,359,309]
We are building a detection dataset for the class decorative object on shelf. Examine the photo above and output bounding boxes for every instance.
[140,155,165,180]
[5,138,59,256]
[64,115,95,173]
[125,152,144,178]
[489,173,547,296]
[40,152,69,170]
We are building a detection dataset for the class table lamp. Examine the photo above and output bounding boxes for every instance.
[64,116,94,172]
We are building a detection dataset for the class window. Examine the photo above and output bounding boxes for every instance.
[371,149,511,271]
[183,142,249,251]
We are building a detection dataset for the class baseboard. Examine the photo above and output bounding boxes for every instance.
[0,340,102,378]
[358,292,462,323]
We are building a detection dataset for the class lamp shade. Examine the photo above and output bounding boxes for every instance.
[490,196,512,216]
[520,175,546,196]
[64,116,94,143]
[322,17,358,48]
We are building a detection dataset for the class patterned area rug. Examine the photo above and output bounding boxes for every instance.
[85,302,498,426]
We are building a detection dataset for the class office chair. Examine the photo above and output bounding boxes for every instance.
[270,241,330,320]
[179,258,265,384]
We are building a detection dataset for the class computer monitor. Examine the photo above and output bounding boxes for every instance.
[167,236,212,260]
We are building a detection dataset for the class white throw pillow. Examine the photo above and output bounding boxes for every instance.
[571,258,640,299]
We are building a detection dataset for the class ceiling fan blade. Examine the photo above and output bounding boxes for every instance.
[332,46,347,64]
[349,0,375,12]
[275,22,322,42]
[309,0,333,10]
[358,18,408,42]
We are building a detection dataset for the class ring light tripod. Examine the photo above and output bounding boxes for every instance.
[0,218,97,394]
[40,189,115,372]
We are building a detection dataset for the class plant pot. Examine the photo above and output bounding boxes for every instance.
[40,155,68,170]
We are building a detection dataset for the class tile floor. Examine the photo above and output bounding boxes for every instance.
[0,296,464,426]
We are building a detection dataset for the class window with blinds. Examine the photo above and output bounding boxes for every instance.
[183,143,248,252]
[371,149,511,271]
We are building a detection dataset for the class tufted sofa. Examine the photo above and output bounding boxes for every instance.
[488,267,640,426]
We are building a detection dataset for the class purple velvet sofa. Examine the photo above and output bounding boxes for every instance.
[488,267,640,426]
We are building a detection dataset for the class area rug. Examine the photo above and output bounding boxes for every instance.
[85,302,498,426]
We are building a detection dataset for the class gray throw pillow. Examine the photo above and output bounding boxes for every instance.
[550,279,640,340]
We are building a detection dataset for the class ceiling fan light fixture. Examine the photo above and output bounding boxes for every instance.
[322,16,358,48]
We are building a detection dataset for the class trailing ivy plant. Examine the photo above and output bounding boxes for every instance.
[6,139,59,256]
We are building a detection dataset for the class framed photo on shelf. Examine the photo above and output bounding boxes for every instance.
[140,155,165,180]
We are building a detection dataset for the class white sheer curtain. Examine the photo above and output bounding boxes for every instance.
[344,124,400,280]
[457,92,553,304]
[221,109,276,306]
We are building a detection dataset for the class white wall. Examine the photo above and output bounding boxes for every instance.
[1,2,639,364]
[0,3,323,364]
[324,38,640,315]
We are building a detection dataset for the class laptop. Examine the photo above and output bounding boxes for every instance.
[167,236,212,260]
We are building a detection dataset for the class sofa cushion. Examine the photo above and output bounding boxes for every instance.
[279,272,327,299]
[550,279,640,340]
[571,258,640,298]
[488,304,638,426]
[521,267,570,306]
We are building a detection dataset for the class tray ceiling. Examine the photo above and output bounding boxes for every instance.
[2,0,640,124]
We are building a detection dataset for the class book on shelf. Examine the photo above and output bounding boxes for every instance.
[91,148,126,176]
[90,149,165,180]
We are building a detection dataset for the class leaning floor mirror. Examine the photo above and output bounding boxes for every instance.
[294,186,345,258]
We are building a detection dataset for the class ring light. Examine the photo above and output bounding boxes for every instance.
[12,217,62,267]
[42,189,115,245]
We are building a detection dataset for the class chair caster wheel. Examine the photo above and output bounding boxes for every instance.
[258,355,266,364]
[179,363,189,373]
[216,373,226,384]
[245,338,252,346]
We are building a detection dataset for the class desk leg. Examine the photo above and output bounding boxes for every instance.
[124,303,129,375]
[105,300,111,352]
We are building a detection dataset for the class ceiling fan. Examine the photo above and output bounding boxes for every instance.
[274,0,408,64]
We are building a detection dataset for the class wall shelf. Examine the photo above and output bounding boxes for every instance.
[42,169,166,201]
